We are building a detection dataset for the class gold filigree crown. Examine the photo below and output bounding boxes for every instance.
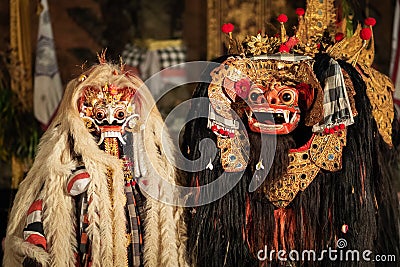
[222,0,375,67]
[81,83,135,109]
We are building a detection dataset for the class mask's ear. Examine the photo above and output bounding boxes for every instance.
[207,58,250,173]
[222,76,252,103]
[295,62,324,126]
[208,57,251,120]
[296,82,314,111]
[222,77,238,102]
[211,57,255,104]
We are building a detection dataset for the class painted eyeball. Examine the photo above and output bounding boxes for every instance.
[279,89,296,105]
[248,87,264,103]
[282,93,292,102]
[250,92,259,102]
[114,107,126,120]
[95,108,106,120]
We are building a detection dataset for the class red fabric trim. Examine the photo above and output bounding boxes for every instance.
[289,134,315,152]
[26,234,47,250]
[27,200,43,215]
[80,232,88,244]
[67,172,90,193]
[83,214,89,224]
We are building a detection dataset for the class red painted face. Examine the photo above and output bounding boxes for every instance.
[246,80,300,135]
[210,57,315,136]
[227,77,301,135]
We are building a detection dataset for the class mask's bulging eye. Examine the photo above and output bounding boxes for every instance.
[95,109,106,120]
[280,90,296,105]
[115,108,126,120]
[282,93,292,102]
[248,87,264,103]
[250,92,259,102]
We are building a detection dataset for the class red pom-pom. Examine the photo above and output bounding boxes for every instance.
[211,125,218,132]
[360,28,372,40]
[335,32,345,42]
[279,44,290,53]
[296,8,305,16]
[339,123,345,130]
[329,128,335,134]
[277,14,288,23]
[364,17,376,27]
[228,132,235,138]
[333,125,339,131]
[324,128,330,134]
[218,129,225,135]
[221,23,234,34]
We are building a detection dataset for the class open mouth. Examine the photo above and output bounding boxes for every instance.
[250,109,297,125]
[98,125,126,145]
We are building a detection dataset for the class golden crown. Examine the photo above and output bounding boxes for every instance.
[222,0,375,68]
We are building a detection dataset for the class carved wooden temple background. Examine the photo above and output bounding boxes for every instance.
[206,0,299,59]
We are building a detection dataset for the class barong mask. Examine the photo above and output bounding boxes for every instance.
[78,82,138,146]
[208,56,318,137]
[244,79,300,135]
[184,1,400,266]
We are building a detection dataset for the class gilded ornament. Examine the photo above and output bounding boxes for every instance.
[265,144,320,208]
[265,130,347,208]
[309,129,346,171]
[217,131,249,172]
[357,63,394,146]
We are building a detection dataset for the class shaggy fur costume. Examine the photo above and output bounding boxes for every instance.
[3,63,188,267]
[183,54,400,267]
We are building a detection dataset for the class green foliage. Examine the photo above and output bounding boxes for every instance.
[341,0,355,37]
[0,58,42,162]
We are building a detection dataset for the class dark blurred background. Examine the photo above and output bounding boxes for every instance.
[0,0,399,261]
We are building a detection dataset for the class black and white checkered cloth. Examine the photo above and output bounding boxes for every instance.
[122,43,186,69]
[157,46,186,68]
[312,58,354,132]
[122,43,146,68]
[125,183,144,267]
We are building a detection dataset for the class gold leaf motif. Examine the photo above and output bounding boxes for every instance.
[359,30,375,67]
[266,130,346,208]
[309,130,346,171]
[328,25,363,59]
[244,34,280,56]
[357,64,394,146]
[265,144,320,208]
[217,131,249,172]
[298,0,337,42]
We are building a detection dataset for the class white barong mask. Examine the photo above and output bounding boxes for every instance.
[78,82,139,146]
